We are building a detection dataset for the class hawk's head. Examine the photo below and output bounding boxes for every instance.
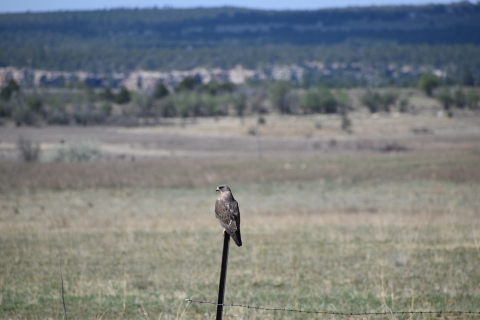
[216,185,231,193]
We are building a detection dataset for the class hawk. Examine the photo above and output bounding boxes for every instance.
[215,185,242,247]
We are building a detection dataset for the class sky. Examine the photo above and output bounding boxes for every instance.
[0,0,462,13]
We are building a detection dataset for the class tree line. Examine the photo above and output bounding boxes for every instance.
[1,3,480,83]
[1,74,478,127]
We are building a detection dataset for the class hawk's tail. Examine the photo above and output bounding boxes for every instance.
[232,230,242,247]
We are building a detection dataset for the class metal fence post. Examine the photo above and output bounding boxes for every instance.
[216,232,230,320]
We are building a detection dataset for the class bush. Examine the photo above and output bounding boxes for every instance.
[11,92,38,126]
[175,77,197,92]
[360,91,382,113]
[203,81,236,95]
[436,88,454,110]
[417,73,441,96]
[17,136,41,162]
[46,107,70,125]
[360,91,397,113]
[300,90,321,113]
[466,91,480,109]
[115,87,131,104]
[399,98,409,112]
[153,83,169,100]
[157,95,178,117]
[318,88,338,113]
[99,87,115,101]
[341,113,352,133]
[1,79,20,101]
[233,92,247,118]
[269,81,292,114]
[454,89,466,108]
[49,141,101,162]
[73,104,108,125]
[27,95,43,112]
[462,70,475,87]
[101,102,113,116]
[300,88,338,114]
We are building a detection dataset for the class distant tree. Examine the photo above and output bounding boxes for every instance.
[17,136,41,162]
[360,91,382,113]
[454,89,466,108]
[1,79,20,101]
[176,77,197,92]
[341,112,352,133]
[203,82,236,96]
[360,91,397,113]
[101,102,113,116]
[461,70,475,87]
[300,88,338,114]
[27,95,43,113]
[300,90,321,114]
[399,98,409,112]
[99,87,115,101]
[466,90,480,109]
[153,83,169,99]
[84,87,96,103]
[159,95,178,117]
[418,73,441,96]
[380,92,398,112]
[318,88,338,114]
[233,92,247,119]
[436,88,454,110]
[268,81,291,114]
[115,87,131,104]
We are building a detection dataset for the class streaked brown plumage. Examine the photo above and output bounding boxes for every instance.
[215,185,242,247]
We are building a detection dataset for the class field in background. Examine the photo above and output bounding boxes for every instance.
[1,105,480,319]
[1,87,480,163]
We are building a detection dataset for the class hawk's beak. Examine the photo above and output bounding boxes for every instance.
[216,187,220,192]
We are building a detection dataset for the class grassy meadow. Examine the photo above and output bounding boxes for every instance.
[1,109,480,319]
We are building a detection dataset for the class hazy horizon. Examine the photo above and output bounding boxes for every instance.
[0,0,465,13]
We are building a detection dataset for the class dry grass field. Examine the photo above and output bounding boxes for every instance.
[1,98,480,319]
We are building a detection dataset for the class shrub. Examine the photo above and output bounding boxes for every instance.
[73,104,108,125]
[49,141,101,162]
[318,88,338,113]
[101,102,113,116]
[360,91,397,113]
[153,83,169,99]
[341,113,352,133]
[436,88,454,110]
[462,70,475,87]
[158,95,178,117]
[417,73,441,96]
[27,95,43,112]
[360,91,382,113]
[300,90,320,114]
[11,92,38,126]
[454,89,466,108]
[1,79,20,101]
[175,77,197,92]
[115,87,131,104]
[300,88,338,114]
[99,87,115,101]
[233,92,247,118]
[46,107,70,125]
[268,81,292,114]
[17,136,41,162]
[466,91,480,109]
[399,98,409,112]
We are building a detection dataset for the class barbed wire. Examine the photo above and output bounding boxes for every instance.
[185,299,480,317]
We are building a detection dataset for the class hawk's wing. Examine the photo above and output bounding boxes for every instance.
[215,199,240,232]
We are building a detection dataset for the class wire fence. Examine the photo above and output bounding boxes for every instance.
[185,299,480,317]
